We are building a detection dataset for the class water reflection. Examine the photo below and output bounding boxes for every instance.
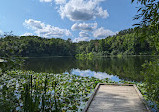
[22,56,154,82]
[66,69,120,82]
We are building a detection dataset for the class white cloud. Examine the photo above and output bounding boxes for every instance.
[93,27,116,39]
[73,31,91,42]
[71,22,97,31]
[21,33,33,36]
[0,30,4,37]
[40,0,52,2]
[57,0,109,21]
[24,19,45,30]
[55,0,66,4]
[79,31,90,37]
[23,19,71,38]
[0,30,3,34]
[73,37,90,42]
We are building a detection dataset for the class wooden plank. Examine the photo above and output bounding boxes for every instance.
[82,83,100,112]
[83,83,150,112]
[133,84,150,111]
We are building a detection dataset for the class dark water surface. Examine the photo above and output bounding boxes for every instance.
[22,56,155,82]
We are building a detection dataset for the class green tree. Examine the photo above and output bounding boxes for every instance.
[132,0,159,28]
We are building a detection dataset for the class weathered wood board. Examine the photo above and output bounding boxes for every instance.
[83,84,150,112]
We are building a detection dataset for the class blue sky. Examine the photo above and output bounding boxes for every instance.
[0,0,139,42]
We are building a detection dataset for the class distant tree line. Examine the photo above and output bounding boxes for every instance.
[77,28,159,57]
[0,36,76,57]
[0,27,159,57]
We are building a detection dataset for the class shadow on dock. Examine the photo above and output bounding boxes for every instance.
[83,84,150,112]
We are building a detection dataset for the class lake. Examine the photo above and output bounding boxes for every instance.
[1,56,159,111]
[22,56,155,82]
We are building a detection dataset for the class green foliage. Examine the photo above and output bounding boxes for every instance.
[140,59,159,109]
[132,0,159,27]
[75,52,94,60]
[0,36,76,57]
[76,29,159,56]
[0,27,158,58]
[131,0,159,45]
[0,70,113,111]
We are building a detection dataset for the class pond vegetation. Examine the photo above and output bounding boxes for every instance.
[0,70,114,111]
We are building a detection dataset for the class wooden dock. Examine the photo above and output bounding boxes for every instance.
[83,83,150,112]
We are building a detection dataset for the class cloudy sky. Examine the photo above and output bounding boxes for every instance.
[0,0,139,42]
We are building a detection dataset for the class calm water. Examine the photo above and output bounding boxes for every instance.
[1,56,159,111]
[22,56,155,82]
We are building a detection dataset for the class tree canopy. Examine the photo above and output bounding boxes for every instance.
[132,0,159,27]
[0,27,158,58]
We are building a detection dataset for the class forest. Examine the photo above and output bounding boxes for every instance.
[0,27,159,58]
[0,0,159,111]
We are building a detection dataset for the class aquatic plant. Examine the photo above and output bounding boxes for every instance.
[0,70,113,111]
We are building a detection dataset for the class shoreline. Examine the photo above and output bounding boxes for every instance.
[22,55,159,58]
